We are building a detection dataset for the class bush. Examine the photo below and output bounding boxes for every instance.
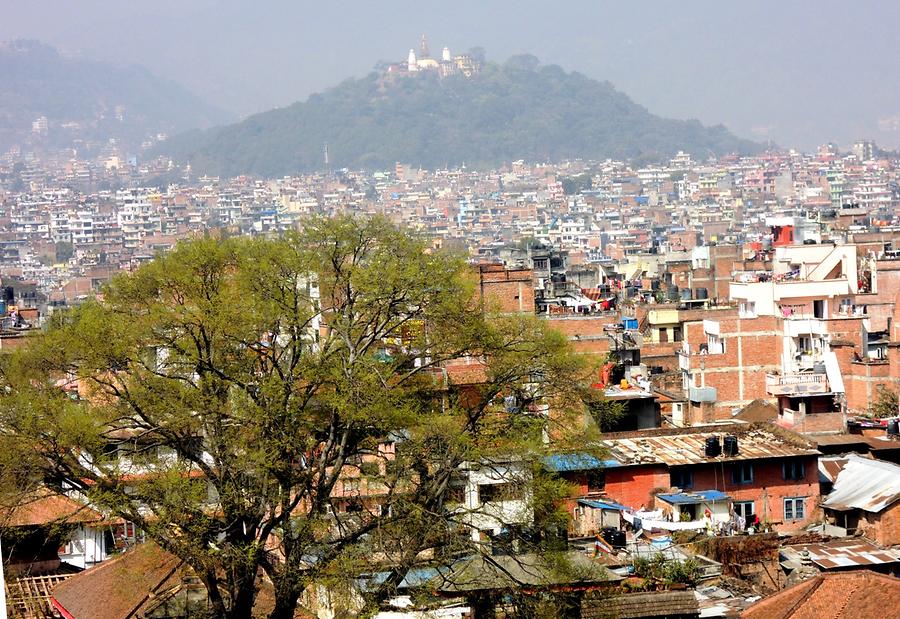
[632,553,700,586]
[871,385,899,419]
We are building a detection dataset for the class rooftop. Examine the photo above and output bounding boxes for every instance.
[742,570,900,619]
[599,423,818,467]
[821,453,900,513]
[782,538,900,571]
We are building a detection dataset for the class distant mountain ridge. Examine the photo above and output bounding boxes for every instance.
[161,54,762,176]
[0,40,230,149]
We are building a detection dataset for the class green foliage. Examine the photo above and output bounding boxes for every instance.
[160,58,761,177]
[560,174,592,196]
[55,241,75,263]
[632,553,701,587]
[0,215,604,619]
[871,385,899,419]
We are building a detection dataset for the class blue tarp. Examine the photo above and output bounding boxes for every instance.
[656,490,730,505]
[577,498,630,511]
[543,453,621,472]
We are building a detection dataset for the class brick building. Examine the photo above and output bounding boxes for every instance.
[822,454,900,546]
[474,263,534,314]
[554,423,821,534]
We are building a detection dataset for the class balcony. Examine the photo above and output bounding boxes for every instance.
[766,372,828,396]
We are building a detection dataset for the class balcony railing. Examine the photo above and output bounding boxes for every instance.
[765,372,828,396]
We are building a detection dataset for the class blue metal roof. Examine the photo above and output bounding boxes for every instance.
[543,453,621,472]
[656,490,730,505]
[360,565,451,591]
[577,498,630,511]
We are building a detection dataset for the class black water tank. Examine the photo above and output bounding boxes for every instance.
[602,527,626,549]
[705,436,722,457]
[888,419,900,436]
[723,435,739,456]
[695,288,709,300]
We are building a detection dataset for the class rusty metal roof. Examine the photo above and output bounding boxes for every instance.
[822,454,900,513]
[818,456,847,484]
[785,538,900,570]
[599,425,819,467]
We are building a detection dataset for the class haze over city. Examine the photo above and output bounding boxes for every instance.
[4,0,900,149]
[4,3,900,619]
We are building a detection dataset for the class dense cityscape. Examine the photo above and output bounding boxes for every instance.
[2,9,900,619]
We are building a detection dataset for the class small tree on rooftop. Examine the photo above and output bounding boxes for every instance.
[0,215,607,619]
[871,385,899,419]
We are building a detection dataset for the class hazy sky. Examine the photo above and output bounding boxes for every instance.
[3,0,900,149]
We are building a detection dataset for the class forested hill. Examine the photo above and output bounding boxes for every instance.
[160,55,761,176]
[0,40,229,149]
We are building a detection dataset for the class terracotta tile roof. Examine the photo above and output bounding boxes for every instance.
[51,542,183,619]
[592,590,700,619]
[2,490,101,527]
[741,570,900,619]
[51,542,308,619]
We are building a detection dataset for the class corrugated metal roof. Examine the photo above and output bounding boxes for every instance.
[818,457,847,483]
[599,426,818,467]
[578,498,630,511]
[657,490,730,505]
[785,538,900,570]
[543,453,621,472]
[822,454,900,513]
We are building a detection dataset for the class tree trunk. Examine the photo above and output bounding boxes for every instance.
[267,583,300,619]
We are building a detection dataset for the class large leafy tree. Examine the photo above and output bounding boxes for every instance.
[0,216,604,618]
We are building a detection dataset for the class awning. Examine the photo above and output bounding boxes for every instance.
[656,490,730,505]
[578,499,630,511]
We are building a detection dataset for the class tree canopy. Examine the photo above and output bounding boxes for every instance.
[0,216,610,618]
[160,57,760,177]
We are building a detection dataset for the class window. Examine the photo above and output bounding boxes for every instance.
[478,482,523,504]
[707,333,725,354]
[813,300,824,319]
[734,501,755,520]
[731,463,754,484]
[670,468,694,489]
[784,497,805,521]
[586,470,606,493]
[783,460,806,481]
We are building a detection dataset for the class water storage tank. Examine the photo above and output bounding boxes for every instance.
[705,436,721,457]
[602,527,626,549]
[695,288,709,300]
[680,288,693,301]
[723,435,739,456]
[888,419,900,436]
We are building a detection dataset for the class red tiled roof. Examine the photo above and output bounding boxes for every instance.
[2,490,101,527]
[51,542,183,619]
[741,570,900,619]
